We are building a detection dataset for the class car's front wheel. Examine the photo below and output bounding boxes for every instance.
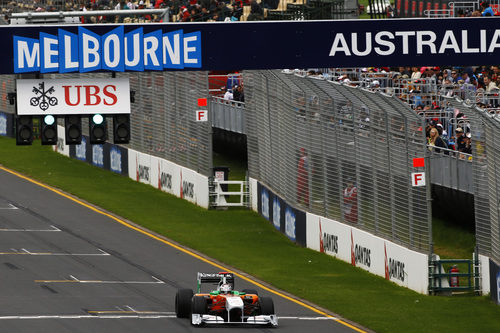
[259,296,274,315]
[192,295,208,315]
[175,288,193,318]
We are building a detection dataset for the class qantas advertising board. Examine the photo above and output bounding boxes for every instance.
[128,149,209,208]
[4,18,500,74]
[306,212,429,294]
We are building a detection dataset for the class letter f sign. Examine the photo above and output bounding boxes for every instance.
[411,172,426,187]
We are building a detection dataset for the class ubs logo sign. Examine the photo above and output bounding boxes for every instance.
[30,82,58,111]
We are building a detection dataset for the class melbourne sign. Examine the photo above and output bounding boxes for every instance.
[2,18,500,74]
[16,78,130,115]
[13,26,201,73]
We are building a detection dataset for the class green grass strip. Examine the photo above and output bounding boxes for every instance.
[0,136,499,333]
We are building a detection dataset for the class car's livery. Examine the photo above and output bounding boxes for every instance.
[175,272,278,326]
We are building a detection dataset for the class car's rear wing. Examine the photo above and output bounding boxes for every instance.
[197,272,234,293]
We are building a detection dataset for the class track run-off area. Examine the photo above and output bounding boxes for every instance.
[0,164,368,333]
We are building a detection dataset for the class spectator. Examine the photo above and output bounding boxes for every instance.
[455,127,466,152]
[223,88,234,100]
[233,84,245,102]
[343,179,358,223]
[480,1,495,16]
[247,0,264,21]
[200,6,212,21]
[460,133,472,159]
[428,127,448,154]
[450,70,462,83]
[180,6,190,21]
[483,75,498,92]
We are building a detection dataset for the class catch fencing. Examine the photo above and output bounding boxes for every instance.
[244,70,431,253]
[1,71,212,177]
[446,96,500,264]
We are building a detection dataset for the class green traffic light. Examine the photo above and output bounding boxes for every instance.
[92,114,104,125]
[44,115,55,126]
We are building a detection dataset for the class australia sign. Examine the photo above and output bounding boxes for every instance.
[3,18,500,74]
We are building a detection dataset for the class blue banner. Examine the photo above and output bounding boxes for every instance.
[5,18,500,74]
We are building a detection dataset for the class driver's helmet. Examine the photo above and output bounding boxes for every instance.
[219,283,232,293]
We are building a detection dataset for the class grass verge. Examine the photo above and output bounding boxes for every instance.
[0,136,499,333]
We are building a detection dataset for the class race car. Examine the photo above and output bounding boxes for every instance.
[175,272,278,327]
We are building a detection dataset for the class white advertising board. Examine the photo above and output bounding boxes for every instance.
[307,213,429,294]
[16,78,130,115]
[128,149,209,208]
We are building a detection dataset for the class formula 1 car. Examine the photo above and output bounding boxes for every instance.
[175,272,278,327]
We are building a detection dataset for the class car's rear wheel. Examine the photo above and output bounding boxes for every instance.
[175,288,193,318]
[242,289,258,295]
[192,295,208,315]
[259,296,274,315]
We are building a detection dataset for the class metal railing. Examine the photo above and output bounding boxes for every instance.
[211,97,246,134]
[428,146,473,193]
[9,8,170,24]
[429,257,481,294]
[424,9,453,17]
[209,179,250,207]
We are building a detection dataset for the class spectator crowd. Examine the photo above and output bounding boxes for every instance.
[300,64,500,159]
[1,0,276,23]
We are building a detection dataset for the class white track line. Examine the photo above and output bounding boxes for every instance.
[0,248,109,256]
[0,315,174,320]
[0,225,60,232]
[36,275,165,284]
[0,314,338,321]
[20,248,110,256]
[0,204,18,209]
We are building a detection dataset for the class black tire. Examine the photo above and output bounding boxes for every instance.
[175,288,193,318]
[192,295,208,315]
[242,289,259,296]
[259,296,274,315]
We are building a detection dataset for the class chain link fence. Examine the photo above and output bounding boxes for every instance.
[244,70,430,252]
[2,71,212,176]
[447,96,500,264]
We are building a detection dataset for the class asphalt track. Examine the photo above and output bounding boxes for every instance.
[0,165,367,333]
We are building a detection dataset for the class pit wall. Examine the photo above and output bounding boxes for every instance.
[52,124,209,208]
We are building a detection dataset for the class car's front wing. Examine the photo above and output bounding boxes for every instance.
[191,314,278,326]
